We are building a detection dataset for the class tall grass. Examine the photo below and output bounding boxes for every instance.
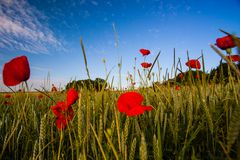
[0,75,240,159]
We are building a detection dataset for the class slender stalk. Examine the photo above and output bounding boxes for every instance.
[25,81,29,92]
[34,88,56,103]
[57,131,64,160]
[148,51,161,79]
[80,38,91,80]
[7,86,15,93]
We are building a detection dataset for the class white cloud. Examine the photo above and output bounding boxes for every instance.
[0,0,65,54]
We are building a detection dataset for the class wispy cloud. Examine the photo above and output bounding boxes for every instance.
[0,0,65,54]
[31,66,52,72]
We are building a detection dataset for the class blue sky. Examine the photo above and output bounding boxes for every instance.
[0,0,240,91]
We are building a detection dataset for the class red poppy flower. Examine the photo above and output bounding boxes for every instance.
[2,56,30,86]
[66,88,79,107]
[4,94,11,98]
[37,94,44,99]
[195,74,200,79]
[51,102,69,116]
[117,92,152,116]
[55,108,74,130]
[225,55,240,62]
[185,59,201,69]
[179,73,183,78]
[51,89,78,130]
[141,62,152,68]
[51,102,74,130]
[175,85,180,91]
[56,116,68,130]
[216,35,236,50]
[140,49,150,56]
[4,101,12,105]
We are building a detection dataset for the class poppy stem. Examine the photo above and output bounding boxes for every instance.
[197,56,202,60]
[219,29,231,36]
[177,68,183,74]
[147,51,161,79]
[7,86,15,93]
[24,81,29,92]
[34,88,56,103]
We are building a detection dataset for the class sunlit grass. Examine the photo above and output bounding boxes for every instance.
[0,74,240,159]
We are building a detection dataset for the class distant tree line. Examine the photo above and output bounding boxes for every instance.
[154,62,240,87]
[65,78,107,91]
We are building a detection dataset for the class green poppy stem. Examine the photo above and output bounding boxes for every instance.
[177,68,184,74]
[197,56,202,60]
[226,48,232,55]
[147,51,161,79]
[24,81,29,92]
[7,86,15,93]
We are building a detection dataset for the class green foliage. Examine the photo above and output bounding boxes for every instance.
[208,62,240,83]
[65,78,107,91]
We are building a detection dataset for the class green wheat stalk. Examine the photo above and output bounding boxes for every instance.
[227,105,240,152]
[129,138,137,160]
[90,124,107,160]
[80,38,91,80]
[140,133,147,160]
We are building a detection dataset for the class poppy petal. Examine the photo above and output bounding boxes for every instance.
[56,116,68,130]
[4,94,11,98]
[141,62,152,68]
[126,106,145,116]
[216,35,236,50]
[3,56,30,86]
[226,55,240,62]
[51,101,67,116]
[51,104,62,117]
[142,106,153,111]
[140,49,150,56]
[66,88,79,107]
[126,105,152,116]
[117,92,144,113]
[185,59,201,69]
[4,101,12,105]
[179,73,183,78]
[66,106,74,120]
[175,85,180,90]
[117,92,153,116]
